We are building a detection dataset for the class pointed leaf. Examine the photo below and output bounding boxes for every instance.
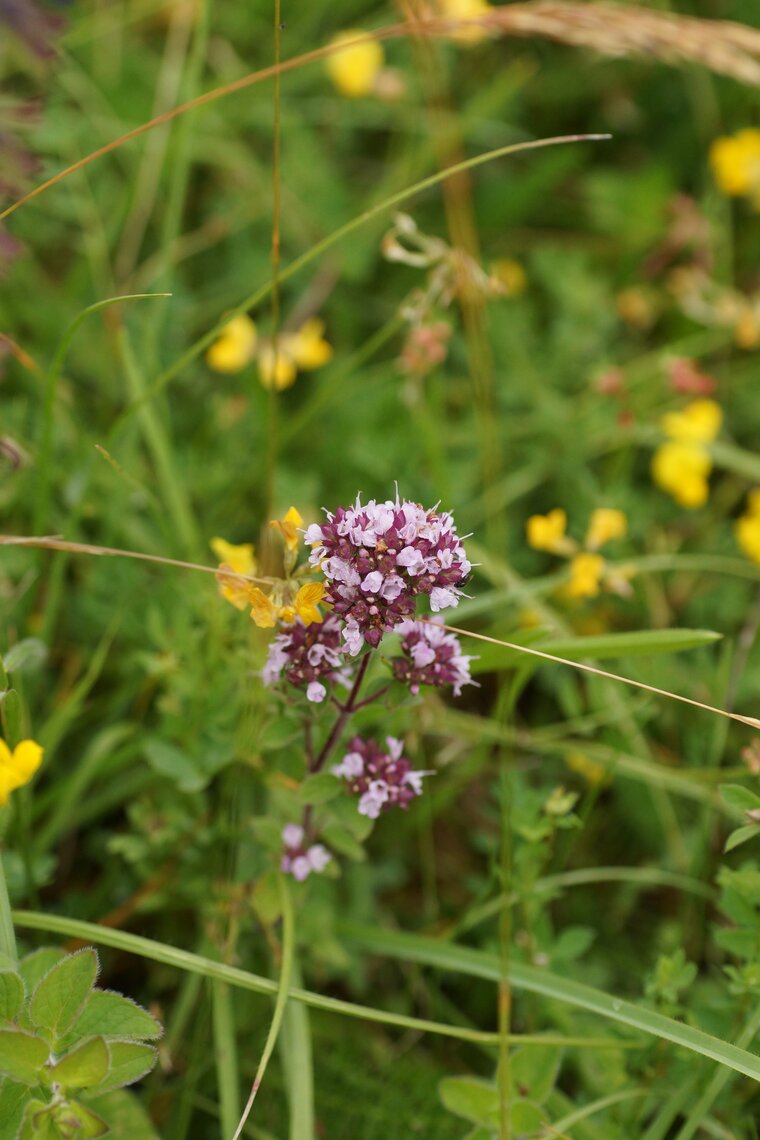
[50,1037,109,1090]
[52,1099,109,1137]
[508,1046,562,1104]
[69,991,162,1043]
[0,1028,49,1085]
[720,784,760,814]
[724,824,760,853]
[18,1098,56,1140]
[29,950,98,1043]
[19,949,66,996]
[439,1076,499,1124]
[85,1042,157,1095]
[0,1078,33,1136]
[0,970,24,1021]
[3,640,47,675]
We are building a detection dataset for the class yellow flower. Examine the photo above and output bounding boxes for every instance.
[651,441,711,508]
[660,399,722,444]
[491,258,526,297]
[212,538,257,611]
[709,129,760,201]
[735,306,760,350]
[565,749,607,787]
[248,587,278,629]
[746,488,760,517]
[585,508,627,551]
[436,0,491,44]
[526,509,571,554]
[258,319,333,391]
[566,553,605,599]
[205,315,258,374]
[269,507,303,552]
[0,739,43,806]
[325,31,384,98]
[736,514,760,564]
[294,582,325,625]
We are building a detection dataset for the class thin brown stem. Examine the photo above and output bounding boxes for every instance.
[311,652,372,773]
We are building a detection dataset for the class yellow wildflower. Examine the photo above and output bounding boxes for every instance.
[0,739,43,806]
[211,538,257,611]
[325,31,384,98]
[736,491,760,564]
[436,0,491,44]
[565,749,607,787]
[294,582,325,625]
[566,553,605,599]
[660,399,722,444]
[651,441,711,508]
[205,315,257,374]
[526,509,572,554]
[258,319,333,391]
[248,587,278,629]
[491,258,526,297]
[709,129,760,203]
[585,508,627,551]
[269,507,303,552]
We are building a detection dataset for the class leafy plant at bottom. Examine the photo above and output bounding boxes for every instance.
[0,946,162,1138]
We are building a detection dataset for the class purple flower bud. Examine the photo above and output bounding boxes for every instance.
[392,618,477,697]
[263,614,353,701]
[306,494,471,652]
[280,823,332,880]
[331,735,429,816]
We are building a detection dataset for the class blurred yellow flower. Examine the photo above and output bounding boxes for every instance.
[212,538,257,611]
[660,399,722,444]
[249,587,278,629]
[269,507,303,552]
[566,553,605,598]
[325,30,384,97]
[258,319,333,392]
[565,749,607,787]
[651,441,711,508]
[526,509,571,554]
[205,315,257,373]
[709,129,760,204]
[735,490,760,564]
[491,258,526,297]
[735,306,760,350]
[585,508,627,551]
[436,0,492,44]
[294,582,325,625]
[0,739,43,806]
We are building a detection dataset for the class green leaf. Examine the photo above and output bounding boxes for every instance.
[298,773,341,805]
[0,1027,49,1085]
[510,1098,547,1134]
[342,924,760,1082]
[50,1038,109,1090]
[0,1078,33,1136]
[0,970,24,1021]
[87,1089,160,1138]
[3,640,47,675]
[720,784,760,815]
[508,1046,562,1104]
[471,628,722,674]
[29,950,98,1044]
[19,950,66,997]
[143,740,207,793]
[69,991,162,1043]
[439,1076,499,1124]
[320,822,366,861]
[52,1099,109,1137]
[18,1098,56,1140]
[85,1042,157,1096]
[724,824,760,853]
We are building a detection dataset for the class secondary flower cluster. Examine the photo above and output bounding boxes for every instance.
[526,507,630,599]
[332,735,427,818]
[280,824,331,881]
[306,494,471,652]
[392,618,476,696]
[206,314,332,391]
[263,614,353,703]
[650,398,722,508]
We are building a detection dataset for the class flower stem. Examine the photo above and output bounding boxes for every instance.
[0,810,17,962]
[310,652,373,773]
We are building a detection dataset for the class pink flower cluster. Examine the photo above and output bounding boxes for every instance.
[263,614,353,703]
[305,495,471,653]
[392,618,476,696]
[332,735,428,818]
[280,824,331,881]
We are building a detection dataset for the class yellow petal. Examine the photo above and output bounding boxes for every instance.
[566,553,605,599]
[660,399,722,444]
[205,315,257,374]
[9,741,43,782]
[736,514,760,565]
[257,346,297,391]
[289,319,333,371]
[651,442,711,509]
[294,582,325,626]
[526,509,568,553]
[0,739,11,768]
[210,538,256,576]
[709,130,760,197]
[249,587,278,628]
[216,565,256,611]
[325,31,384,98]
[585,508,627,551]
[269,506,303,552]
[491,258,526,297]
